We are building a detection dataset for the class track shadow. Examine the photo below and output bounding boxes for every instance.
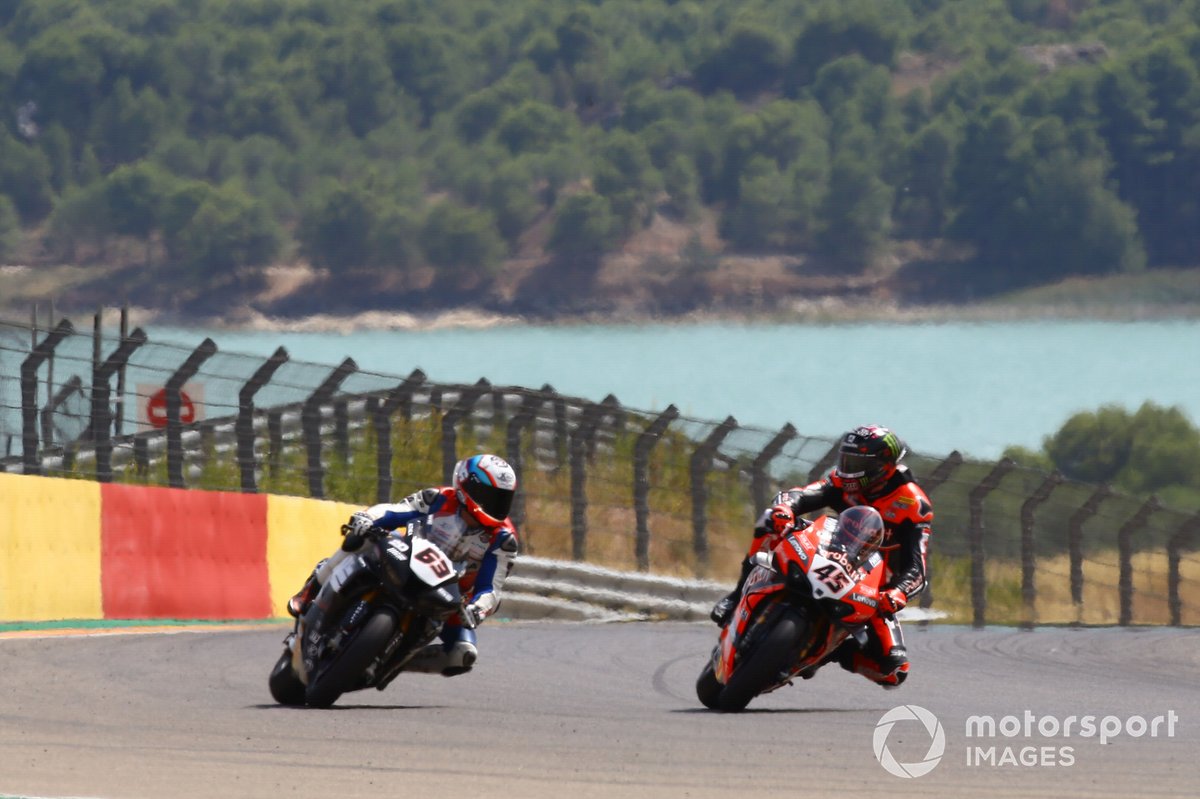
[252,703,449,711]
[671,706,886,715]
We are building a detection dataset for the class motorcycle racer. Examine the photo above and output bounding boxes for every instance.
[711,425,932,688]
[288,453,519,677]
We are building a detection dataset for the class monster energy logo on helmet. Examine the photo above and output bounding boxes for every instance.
[880,429,906,461]
[840,426,907,485]
[850,426,904,458]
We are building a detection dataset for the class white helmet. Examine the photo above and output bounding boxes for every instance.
[453,453,517,526]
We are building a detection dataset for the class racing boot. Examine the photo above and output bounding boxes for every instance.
[710,558,754,626]
[839,643,909,689]
[709,591,739,626]
[875,647,910,689]
[405,639,478,677]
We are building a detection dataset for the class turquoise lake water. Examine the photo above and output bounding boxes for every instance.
[121,319,1200,461]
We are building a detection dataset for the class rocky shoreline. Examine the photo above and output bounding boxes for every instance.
[5,260,1200,333]
[101,295,1200,333]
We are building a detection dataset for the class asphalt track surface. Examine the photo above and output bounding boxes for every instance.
[1,621,1198,799]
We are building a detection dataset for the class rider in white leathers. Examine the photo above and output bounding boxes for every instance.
[289,453,519,676]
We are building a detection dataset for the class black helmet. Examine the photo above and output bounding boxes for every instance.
[835,425,907,493]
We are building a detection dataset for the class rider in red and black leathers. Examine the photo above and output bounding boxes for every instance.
[711,425,933,688]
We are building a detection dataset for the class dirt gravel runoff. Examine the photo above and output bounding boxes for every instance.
[0,622,1197,798]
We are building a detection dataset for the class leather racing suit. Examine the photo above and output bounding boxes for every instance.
[748,465,932,686]
[310,486,519,676]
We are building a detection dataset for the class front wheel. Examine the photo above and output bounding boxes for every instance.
[717,610,807,712]
[305,610,398,709]
[269,649,306,707]
[696,660,722,710]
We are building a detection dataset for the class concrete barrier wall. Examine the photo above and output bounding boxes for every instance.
[0,473,723,624]
[1,472,357,621]
[0,473,103,620]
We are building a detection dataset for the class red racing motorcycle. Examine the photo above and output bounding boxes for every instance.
[697,506,888,712]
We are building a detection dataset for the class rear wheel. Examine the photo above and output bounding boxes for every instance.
[717,610,807,712]
[268,650,306,707]
[305,611,398,709]
[696,660,722,710]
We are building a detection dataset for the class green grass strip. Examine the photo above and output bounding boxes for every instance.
[0,618,276,633]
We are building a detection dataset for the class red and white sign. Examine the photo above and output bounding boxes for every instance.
[137,382,205,431]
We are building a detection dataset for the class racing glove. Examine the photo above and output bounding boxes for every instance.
[463,602,487,628]
[764,504,795,536]
[341,511,375,537]
[340,511,381,551]
[878,587,908,615]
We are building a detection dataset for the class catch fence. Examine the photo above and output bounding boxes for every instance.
[2,311,1198,626]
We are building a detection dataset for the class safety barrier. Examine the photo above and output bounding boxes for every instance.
[3,313,1200,626]
[0,472,719,624]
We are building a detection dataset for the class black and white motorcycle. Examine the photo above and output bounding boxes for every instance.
[269,520,469,708]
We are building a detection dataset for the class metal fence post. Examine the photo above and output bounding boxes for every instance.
[374,369,426,503]
[1068,484,1111,613]
[807,440,839,483]
[922,450,963,493]
[750,423,797,511]
[166,338,217,488]
[40,375,83,454]
[552,393,568,473]
[115,305,129,437]
[1019,471,1062,628]
[20,319,74,475]
[267,409,283,477]
[92,328,149,483]
[302,358,357,499]
[589,394,622,459]
[133,433,149,475]
[690,415,737,577]
[569,401,606,561]
[236,347,288,493]
[633,405,679,571]
[505,389,547,533]
[334,399,350,463]
[1167,512,1200,626]
[1118,496,1159,626]
[967,458,1015,628]
[917,450,964,620]
[440,378,491,483]
[524,383,555,476]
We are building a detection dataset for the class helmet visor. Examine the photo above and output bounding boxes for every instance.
[837,452,880,479]
[466,481,514,523]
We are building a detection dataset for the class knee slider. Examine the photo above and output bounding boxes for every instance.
[442,641,477,676]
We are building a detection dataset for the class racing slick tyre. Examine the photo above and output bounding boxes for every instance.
[696,660,723,710]
[269,649,306,707]
[305,610,398,709]
[717,610,807,712]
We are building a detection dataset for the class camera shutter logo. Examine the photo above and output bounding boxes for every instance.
[873,704,946,778]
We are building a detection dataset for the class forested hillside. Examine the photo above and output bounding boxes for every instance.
[1,0,1199,319]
